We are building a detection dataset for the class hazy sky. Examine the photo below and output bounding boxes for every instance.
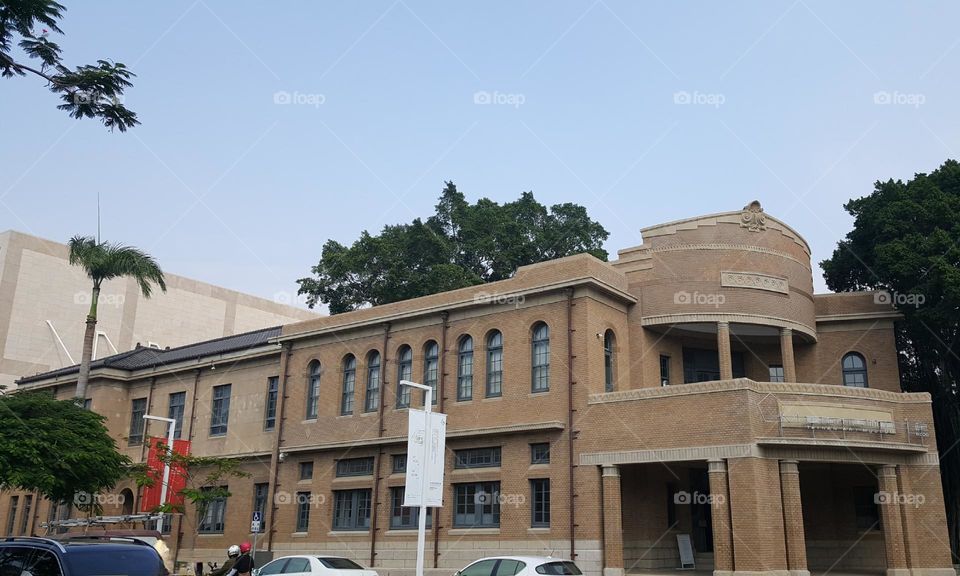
[2,1,958,309]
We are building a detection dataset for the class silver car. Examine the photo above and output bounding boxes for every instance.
[255,555,379,576]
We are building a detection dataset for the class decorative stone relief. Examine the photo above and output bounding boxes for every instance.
[740,200,767,232]
[720,271,789,294]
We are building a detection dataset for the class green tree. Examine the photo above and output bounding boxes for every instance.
[0,0,139,131]
[821,159,960,561]
[298,182,609,313]
[68,236,166,399]
[0,392,131,503]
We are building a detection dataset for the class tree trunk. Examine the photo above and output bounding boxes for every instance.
[75,285,100,400]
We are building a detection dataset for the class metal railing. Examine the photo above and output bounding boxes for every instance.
[771,414,928,446]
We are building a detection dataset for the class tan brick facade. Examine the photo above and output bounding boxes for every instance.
[2,203,955,576]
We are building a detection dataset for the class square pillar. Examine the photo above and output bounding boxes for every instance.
[877,465,909,576]
[708,459,734,576]
[779,328,797,382]
[601,465,624,576]
[727,457,789,575]
[718,321,733,380]
[778,460,808,576]
[894,464,956,575]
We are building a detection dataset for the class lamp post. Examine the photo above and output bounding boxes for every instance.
[399,380,432,576]
[143,414,177,534]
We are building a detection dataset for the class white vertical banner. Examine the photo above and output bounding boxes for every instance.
[404,408,446,507]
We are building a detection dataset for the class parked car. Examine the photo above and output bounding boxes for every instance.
[0,536,167,575]
[255,555,378,576]
[454,557,583,576]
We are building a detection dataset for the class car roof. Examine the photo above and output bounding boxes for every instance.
[472,557,572,564]
[1,538,159,554]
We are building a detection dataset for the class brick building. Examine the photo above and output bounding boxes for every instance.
[3,202,955,576]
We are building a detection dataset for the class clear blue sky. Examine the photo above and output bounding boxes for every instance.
[2,1,958,307]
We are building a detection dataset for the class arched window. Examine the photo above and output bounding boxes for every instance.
[365,351,381,412]
[306,360,321,419]
[424,341,439,405]
[842,352,868,388]
[396,346,413,408]
[120,488,134,515]
[604,330,616,392]
[457,336,474,401]
[341,355,356,415]
[532,322,550,392]
[486,330,503,397]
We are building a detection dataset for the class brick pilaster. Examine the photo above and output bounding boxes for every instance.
[717,322,733,380]
[707,459,734,576]
[778,460,808,576]
[877,465,909,576]
[601,465,624,576]
[779,328,796,382]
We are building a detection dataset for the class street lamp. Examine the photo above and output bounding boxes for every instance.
[399,380,432,576]
[143,414,177,534]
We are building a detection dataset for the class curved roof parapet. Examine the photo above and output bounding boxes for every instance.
[637,200,812,256]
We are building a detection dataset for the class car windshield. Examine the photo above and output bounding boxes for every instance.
[318,557,365,569]
[66,547,164,575]
[535,562,582,575]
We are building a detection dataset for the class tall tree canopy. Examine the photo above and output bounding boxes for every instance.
[298,182,610,313]
[821,159,960,561]
[0,392,130,503]
[0,0,139,131]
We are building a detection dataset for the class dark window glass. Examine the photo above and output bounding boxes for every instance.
[259,559,288,575]
[82,398,92,410]
[660,355,670,386]
[332,489,372,530]
[842,353,869,388]
[167,392,186,439]
[392,454,407,473]
[667,482,677,528]
[5,496,18,535]
[18,496,32,535]
[336,457,375,477]
[390,487,432,529]
[604,330,615,392]
[306,360,321,419]
[253,483,268,533]
[65,548,165,575]
[265,376,279,430]
[296,492,311,532]
[129,397,147,445]
[284,558,311,573]
[769,365,785,383]
[854,485,880,530]
[396,346,413,408]
[454,447,501,469]
[299,461,314,480]
[460,560,498,576]
[365,351,381,412]
[531,443,550,464]
[496,560,528,576]
[341,355,356,415]
[458,336,474,401]
[535,562,583,575]
[531,479,550,527]
[486,331,503,397]
[198,486,227,533]
[210,384,231,435]
[318,558,364,570]
[532,323,550,392]
[424,341,439,405]
[454,482,500,527]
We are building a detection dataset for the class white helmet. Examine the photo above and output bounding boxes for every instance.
[228,545,241,558]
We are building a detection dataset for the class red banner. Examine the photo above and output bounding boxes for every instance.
[140,437,190,513]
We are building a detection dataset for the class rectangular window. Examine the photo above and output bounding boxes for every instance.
[332,489,372,531]
[128,398,147,445]
[83,398,92,410]
[424,346,439,405]
[531,443,550,464]
[530,479,550,527]
[454,482,500,528]
[299,461,314,480]
[19,495,32,535]
[392,454,407,474]
[296,491,311,532]
[365,359,381,412]
[660,355,670,386]
[458,345,473,401]
[341,363,356,415]
[210,384,231,436]
[769,365,785,383]
[265,376,279,430]
[667,482,677,528]
[336,457,375,477]
[167,392,185,440]
[198,487,227,533]
[454,447,501,469]
[306,370,320,420]
[6,496,18,536]
[854,486,880,531]
[486,346,503,398]
[390,487,432,529]
[252,483,268,533]
[532,343,550,392]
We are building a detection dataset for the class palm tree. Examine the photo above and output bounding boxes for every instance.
[69,235,166,400]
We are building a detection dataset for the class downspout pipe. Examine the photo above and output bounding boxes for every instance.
[173,368,201,569]
[433,311,449,568]
[566,288,577,560]
[266,342,293,551]
[370,322,391,567]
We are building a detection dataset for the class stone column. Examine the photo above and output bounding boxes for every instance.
[718,321,733,380]
[779,460,809,576]
[780,328,797,382]
[877,465,909,576]
[602,465,624,576]
[707,459,734,576]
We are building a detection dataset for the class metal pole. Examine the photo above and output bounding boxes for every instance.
[143,415,176,534]
[252,525,258,566]
[416,386,432,576]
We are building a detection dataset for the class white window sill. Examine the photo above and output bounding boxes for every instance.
[448,528,500,535]
[328,530,370,536]
[291,532,309,538]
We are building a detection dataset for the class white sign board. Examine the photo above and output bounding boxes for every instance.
[250,520,261,532]
[676,534,695,569]
[403,408,446,507]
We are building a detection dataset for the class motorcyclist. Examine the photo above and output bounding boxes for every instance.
[230,542,255,576]
[209,545,240,576]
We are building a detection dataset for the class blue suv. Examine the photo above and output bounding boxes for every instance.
[0,536,166,576]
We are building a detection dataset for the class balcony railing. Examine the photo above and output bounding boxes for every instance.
[770,414,929,447]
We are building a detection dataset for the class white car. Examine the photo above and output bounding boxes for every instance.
[255,555,379,576]
[455,556,583,576]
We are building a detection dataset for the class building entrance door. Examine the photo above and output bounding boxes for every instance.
[689,468,713,553]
